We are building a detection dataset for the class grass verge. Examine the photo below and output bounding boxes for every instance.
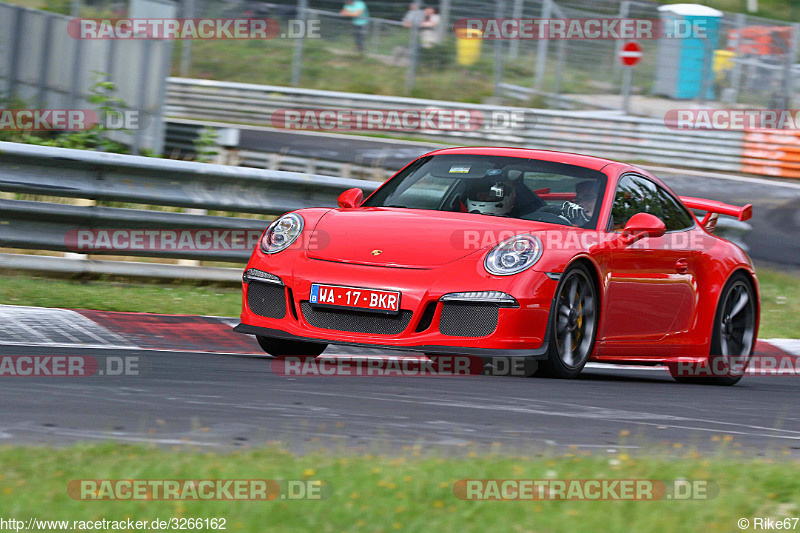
[0,265,797,337]
[0,443,798,532]
[0,273,242,317]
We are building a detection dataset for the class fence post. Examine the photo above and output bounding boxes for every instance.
[697,36,712,104]
[439,0,451,44]
[132,39,151,155]
[406,12,420,94]
[553,38,566,101]
[36,15,54,106]
[782,23,799,109]
[728,13,745,104]
[369,18,380,51]
[179,0,195,77]
[613,1,630,78]
[494,0,506,97]
[7,6,23,98]
[291,0,308,86]
[508,0,523,59]
[533,0,551,90]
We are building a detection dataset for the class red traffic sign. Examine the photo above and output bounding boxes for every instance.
[619,41,642,67]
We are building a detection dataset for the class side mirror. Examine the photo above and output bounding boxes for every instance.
[337,188,364,209]
[620,213,666,245]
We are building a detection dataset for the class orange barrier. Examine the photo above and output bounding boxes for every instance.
[740,130,800,179]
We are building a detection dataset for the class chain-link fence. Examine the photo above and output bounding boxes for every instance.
[168,0,799,112]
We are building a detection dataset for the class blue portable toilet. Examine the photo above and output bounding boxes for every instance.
[653,4,723,99]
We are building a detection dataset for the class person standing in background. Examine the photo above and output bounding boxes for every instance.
[402,2,424,29]
[419,6,441,48]
[340,0,370,54]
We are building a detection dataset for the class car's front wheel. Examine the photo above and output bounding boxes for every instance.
[536,262,599,379]
[256,336,328,356]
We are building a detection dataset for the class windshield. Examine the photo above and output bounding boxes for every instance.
[363,154,608,228]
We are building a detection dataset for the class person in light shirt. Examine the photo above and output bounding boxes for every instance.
[340,0,370,54]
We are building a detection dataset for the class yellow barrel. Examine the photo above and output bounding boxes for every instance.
[713,49,735,80]
[455,28,482,66]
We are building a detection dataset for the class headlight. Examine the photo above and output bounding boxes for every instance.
[484,234,542,276]
[260,213,304,254]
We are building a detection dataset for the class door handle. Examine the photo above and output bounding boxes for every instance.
[675,258,689,274]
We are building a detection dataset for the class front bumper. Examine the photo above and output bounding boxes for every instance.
[236,253,557,357]
[233,323,550,358]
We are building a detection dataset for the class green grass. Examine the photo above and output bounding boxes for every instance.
[755,268,800,339]
[0,265,797,337]
[0,273,242,316]
[0,443,798,532]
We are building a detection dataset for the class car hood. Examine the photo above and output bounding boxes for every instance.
[306,207,555,269]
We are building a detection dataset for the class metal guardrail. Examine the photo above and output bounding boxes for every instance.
[0,141,379,276]
[0,253,243,282]
[0,141,378,215]
[0,199,267,262]
[166,77,800,179]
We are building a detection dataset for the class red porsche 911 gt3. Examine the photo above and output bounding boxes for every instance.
[234,147,759,385]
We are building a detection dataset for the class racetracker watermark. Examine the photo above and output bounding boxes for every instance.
[67,479,332,500]
[452,18,707,39]
[671,355,800,377]
[272,355,486,377]
[449,229,718,252]
[0,355,141,377]
[665,109,800,130]
[0,109,141,131]
[453,479,719,500]
[66,229,261,253]
[64,229,329,253]
[67,18,320,39]
[270,109,533,132]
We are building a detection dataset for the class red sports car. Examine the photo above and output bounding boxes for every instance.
[234,148,759,385]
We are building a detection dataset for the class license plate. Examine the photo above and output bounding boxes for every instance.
[310,283,400,314]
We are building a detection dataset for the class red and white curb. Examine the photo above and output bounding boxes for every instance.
[0,305,798,367]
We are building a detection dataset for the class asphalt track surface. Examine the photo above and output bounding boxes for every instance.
[240,128,800,269]
[1,341,798,456]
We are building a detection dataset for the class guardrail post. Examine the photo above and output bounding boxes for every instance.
[63,198,95,262]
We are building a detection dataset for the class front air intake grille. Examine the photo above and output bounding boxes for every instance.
[247,282,287,319]
[300,302,412,334]
[439,302,499,337]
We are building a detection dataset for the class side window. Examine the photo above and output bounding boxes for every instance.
[610,175,658,231]
[653,185,695,231]
[609,175,695,232]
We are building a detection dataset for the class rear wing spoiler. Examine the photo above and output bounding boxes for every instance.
[679,196,752,232]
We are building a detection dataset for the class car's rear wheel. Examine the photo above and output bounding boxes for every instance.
[256,335,328,356]
[536,263,598,379]
[672,273,756,386]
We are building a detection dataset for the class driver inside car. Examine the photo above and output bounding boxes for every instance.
[465,180,517,216]
[561,180,599,227]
